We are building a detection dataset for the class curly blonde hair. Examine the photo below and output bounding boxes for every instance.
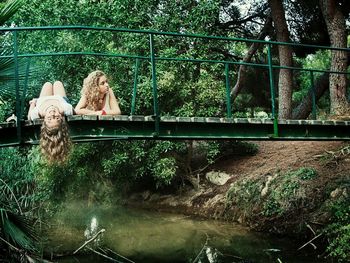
[40,118,71,164]
[81,70,106,111]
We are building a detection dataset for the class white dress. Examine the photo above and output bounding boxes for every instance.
[29,95,73,120]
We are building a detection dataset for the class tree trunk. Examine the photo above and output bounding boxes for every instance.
[268,0,293,119]
[292,73,329,119]
[231,17,272,101]
[319,0,349,116]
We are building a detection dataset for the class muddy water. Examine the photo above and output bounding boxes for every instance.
[46,203,328,263]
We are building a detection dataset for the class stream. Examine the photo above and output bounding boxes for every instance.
[45,202,329,263]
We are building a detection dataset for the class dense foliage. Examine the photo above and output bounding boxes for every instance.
[325,185,350,262]
[0,147,41,261]
[3,0,258,193]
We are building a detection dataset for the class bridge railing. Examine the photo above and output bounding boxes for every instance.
[0,26,349,140]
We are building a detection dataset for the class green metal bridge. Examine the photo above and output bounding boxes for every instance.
[0,26,349,146]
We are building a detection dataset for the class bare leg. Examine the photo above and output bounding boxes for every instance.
[53,81,67,97]
[39,82,53,97]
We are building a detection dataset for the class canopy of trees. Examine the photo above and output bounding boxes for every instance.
[0,0,347,120]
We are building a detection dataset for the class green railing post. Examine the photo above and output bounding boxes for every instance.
[149,34,160,136]
[267,43,278,137]
[224,63,232,118]
[20,58,31,120]
[310,71,316,120]
[13,30,21,143]
[130,58,140,115]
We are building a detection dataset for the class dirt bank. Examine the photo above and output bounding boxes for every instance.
[127,141,350,236]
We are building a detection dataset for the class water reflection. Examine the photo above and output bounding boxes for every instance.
[47,202,329,263]
[84,216,102,247]
[84,216,98,239]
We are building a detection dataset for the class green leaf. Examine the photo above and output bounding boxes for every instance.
[0,208,38,252]
[0,0,24,25]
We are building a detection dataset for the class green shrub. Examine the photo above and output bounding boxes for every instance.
[226,177,262,211]
[263,197,282,216]
[152,157,178,188]
[294,167,317,180]
[326,196,350,262]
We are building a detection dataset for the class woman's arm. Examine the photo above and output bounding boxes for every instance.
[104,89,121,115]
[74,95,101,115]
[27,99,37,120]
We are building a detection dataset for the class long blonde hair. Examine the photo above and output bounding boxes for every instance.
[81,70,106,111]
[40,118,71,164]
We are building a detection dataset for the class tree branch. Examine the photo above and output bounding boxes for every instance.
[231,16,273,100]
[73,229,105,255]
[297,232,323,250]
[218,6,269,29]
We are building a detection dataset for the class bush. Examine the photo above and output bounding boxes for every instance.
[326,194,350,262]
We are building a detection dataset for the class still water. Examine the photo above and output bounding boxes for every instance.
[46,203,328,263]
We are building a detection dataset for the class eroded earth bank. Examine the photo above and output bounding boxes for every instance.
[127,141,350,237]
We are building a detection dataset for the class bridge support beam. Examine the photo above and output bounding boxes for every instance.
[1,115,350,147]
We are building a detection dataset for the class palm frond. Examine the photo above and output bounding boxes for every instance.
[0,58,28,79]
[0,56,35,99]
[0,0,24,25]
[0,0,32,100]
[0,208,38,252]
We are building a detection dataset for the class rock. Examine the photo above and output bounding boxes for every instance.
[331,187,349,199]
[261,173,277,197]
[330,188,342,199]
[205,171,231,185]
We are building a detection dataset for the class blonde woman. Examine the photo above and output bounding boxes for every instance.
[28,81,73,163]
[75,70,121,116]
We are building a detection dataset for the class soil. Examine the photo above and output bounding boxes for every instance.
[127,141,350,235]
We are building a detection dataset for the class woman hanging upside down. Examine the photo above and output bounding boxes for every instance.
[28,81,73,163]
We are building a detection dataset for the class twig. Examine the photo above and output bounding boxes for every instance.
[87,247,122,262]
[309,243,317,250]
[192,156,223,175]
[297,232,323,251]
[106,248,136,263]
[0,236,21,252]
[192,233,209,263]
[73,229,105,255]
[25,255,36,263]
[0,237,55,263]
[0,178,23,215]
[309,221,325,226]
[306,222,316,236]
[222,253,243,260]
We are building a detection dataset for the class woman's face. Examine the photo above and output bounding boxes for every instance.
[44,106,62,128]
[98,75,109,95]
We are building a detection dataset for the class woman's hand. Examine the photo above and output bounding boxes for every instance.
[91,110,103,115]
[29,99,37,106]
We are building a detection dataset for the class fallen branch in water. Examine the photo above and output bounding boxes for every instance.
[305,222,316,235]
[192,233,209,263]
[73,229,105,255]
[87,247,122,262]
[297,232,323,251]
[105,248,136,263]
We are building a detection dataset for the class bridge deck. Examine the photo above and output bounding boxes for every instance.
[1,115,350,146]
